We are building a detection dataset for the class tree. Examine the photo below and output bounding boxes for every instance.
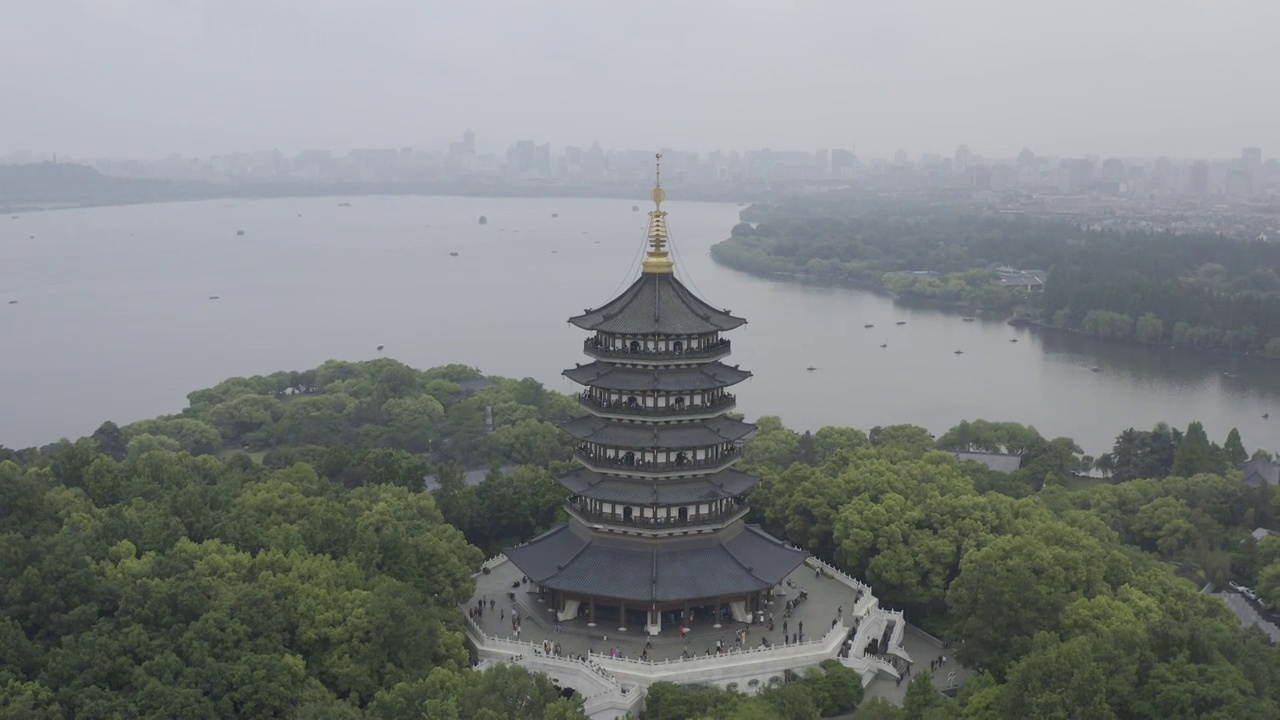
[90,421,128,461]
[1170,421,1222,478]
[1224,428,1249,466]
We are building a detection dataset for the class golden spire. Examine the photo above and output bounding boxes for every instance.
[641,152,674,274]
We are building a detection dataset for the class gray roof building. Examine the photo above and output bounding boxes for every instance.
[1238,459,1280,488]
[952,451,1024,473]
[503,175,806,621]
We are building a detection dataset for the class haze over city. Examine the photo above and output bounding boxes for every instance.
[2,0,1278,160]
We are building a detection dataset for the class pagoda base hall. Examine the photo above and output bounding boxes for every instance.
[460,158,916,719]
[504,520,808,635]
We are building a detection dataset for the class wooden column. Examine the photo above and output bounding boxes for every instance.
[619,599,627,631]
[588,596,596,627]
[713,600,722,628]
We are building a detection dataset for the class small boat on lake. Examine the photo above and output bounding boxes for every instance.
[208,295,220,300]
[1009,338,1018,343]
[895,321,906,325]
[337,202,352,207]
[377,345,385,351]
[633,205,640,211]
[864,323,874,329]
[552,213,559,218]
[954,350,964,355]
[449,252,459,257]
[236,230,245,236]
[806,366,817,372]
[962,317,976,322]
[1091,366,1102,373]
[479,216,488,225]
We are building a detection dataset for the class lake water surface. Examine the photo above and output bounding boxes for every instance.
[2,196,1278,455]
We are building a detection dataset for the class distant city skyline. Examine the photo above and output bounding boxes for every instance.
[2,2,1278,160]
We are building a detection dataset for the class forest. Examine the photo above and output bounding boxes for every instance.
[711,207,1280,356]
[3,360,1280,719]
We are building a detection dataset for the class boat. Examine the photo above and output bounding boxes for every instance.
[236,230,245,236]
[962,317,976,322]
[954,350,965,355]
[806,366,817,372]
[1009,338,1018,343]
[880,340,888,348]
[1223,372,1237,378]
[479,216,488,225]
[1091,366,1101,373]
[208,295,220,300]
[632,205,640,211]
[864,323,874,329]
[10,215,17,219]
[552,213,559,218]
[552,250,559,254]
[449,252,459,257]
[1007,317,1033,327]
[376,345,385,351]
[1264,413,1270,420]
[7,300,17,304]
[337,202,352,207]
[895,321,906,326]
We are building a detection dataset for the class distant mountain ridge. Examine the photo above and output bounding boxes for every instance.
[0,162,755,212]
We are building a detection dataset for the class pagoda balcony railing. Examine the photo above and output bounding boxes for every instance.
[573,446,744,476]
[577,392,736,419]
[583,338,731,364]
[565,500,749,531]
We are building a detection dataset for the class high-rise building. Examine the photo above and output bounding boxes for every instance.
[1243,147,1262,169]
[954,144,971,174]
[1190,161,1210,195]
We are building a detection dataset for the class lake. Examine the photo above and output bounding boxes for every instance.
[2,196,1277,456]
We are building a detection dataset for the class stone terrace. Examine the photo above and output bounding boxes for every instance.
[466,554,877,663]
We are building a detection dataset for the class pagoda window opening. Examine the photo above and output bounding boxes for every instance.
[629,340,640,353]
[674,397,686,410]
[623,451,636,466]
[626,395,639,409]
[678,506,689,522]
[623,506,634,522]
[673,340,684,354]
[676,451,689,465]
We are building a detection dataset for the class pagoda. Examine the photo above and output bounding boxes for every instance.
[505,156,808,635]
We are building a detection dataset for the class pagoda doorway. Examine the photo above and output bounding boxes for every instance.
[622,506,634,522]
[678,507,688,522]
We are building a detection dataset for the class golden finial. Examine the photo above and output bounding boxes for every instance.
[641,152,674,274]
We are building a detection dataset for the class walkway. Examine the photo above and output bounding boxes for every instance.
[862,625,971,704]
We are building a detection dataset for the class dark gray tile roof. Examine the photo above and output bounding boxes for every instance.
[952,451,1023,474]
[560,415,756,449]
[505,522,808,603]
[569,273,746,336]
[557,467,759,504]
[1238,459,1280,487]
[563,362,751,392]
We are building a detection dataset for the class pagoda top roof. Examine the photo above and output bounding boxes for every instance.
[560,415,756,450]
[563,361,751,392]
[504,521,808,603]
[557,466,758,504]
[569,273,746,336]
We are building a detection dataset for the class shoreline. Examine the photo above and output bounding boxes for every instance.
[709,255,1279,364]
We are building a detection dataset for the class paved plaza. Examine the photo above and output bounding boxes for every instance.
[466,555,868,663]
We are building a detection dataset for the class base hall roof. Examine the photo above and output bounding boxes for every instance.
[569,273,746,336]
[560,415,756,449]
[504,521,809,603]
[557,466,759,504]
[563,361,751,392]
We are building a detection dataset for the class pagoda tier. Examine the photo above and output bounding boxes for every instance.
[505,522,806,603]
[569,273,746,336]
[557,466,756,504]
[563,361,750,393]
[560,414,756,449]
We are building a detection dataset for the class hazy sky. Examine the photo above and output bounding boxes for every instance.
[3,0,1277,160]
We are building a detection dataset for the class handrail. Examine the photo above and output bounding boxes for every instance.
[575,447,743,473]
[806,556,872,594]
[584,338,731,362]
[565,501,748,531]
[578,392,736,418]
[586,621,848,668]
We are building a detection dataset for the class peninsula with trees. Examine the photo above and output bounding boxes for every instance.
[711,199,1280,358]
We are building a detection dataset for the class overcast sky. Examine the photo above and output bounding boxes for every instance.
[2,0,1276,160]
